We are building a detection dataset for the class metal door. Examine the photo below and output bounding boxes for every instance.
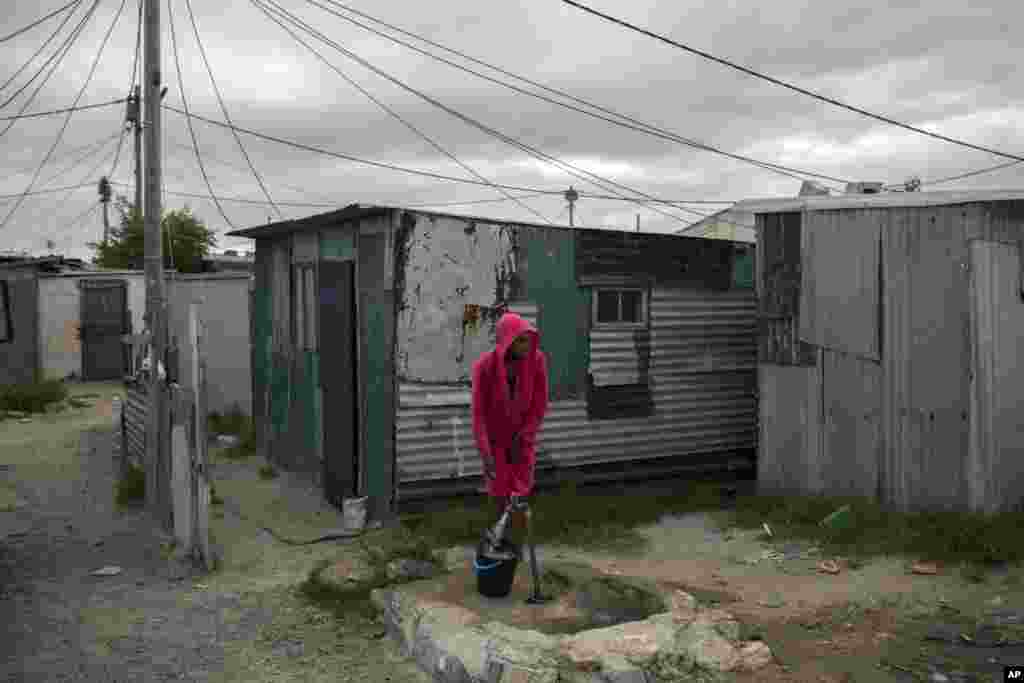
[318,260,358,508]
[80,280,129,381]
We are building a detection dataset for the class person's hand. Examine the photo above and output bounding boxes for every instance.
[482,455,496,482]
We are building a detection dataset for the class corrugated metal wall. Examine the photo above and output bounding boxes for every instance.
[123,377,148,470]
[968,239,1024,513]
[395,288,758,487]
[0,267,39,385]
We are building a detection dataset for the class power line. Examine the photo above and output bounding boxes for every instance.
[0,98,128,122]
[0,0,101,144]
[0,0,93,112]
[1,0,127,230]
[39,129,121,189]
[182,0,282,220]
[129,0,142,91]
[5,130,121,182]
[163,104,738,209]
[252,0,553,225]
[0,1,83,98]
[922,160,1024,188]
[307,0,847,188]
[562,0,1024,165]
[166,0,238,230]
[0,183,94,201]
[406,192,550,208]
[255,0,695,227]
[0,0,81,43]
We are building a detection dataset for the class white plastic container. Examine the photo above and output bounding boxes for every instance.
[342,496,368,532]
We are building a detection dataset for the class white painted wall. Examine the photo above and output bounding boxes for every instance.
[37,273,145,380]
[395,214,518,383]
[167,274,252,416]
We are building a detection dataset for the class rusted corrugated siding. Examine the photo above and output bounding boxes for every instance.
[757,212,816,366]
[799,209,882,360]
[395,286,758,486]
[881,206,972,511]
[123,377,148,470]
[968,239,1024,513]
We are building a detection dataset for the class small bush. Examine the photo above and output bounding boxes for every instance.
[258,464,278,480]
[208,404,250,436]
[222,423,257,460]
[116,463,146,507]
[0,379,68,413]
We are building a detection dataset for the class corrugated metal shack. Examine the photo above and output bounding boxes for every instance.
[229,204,757,522]
[740,190,1024,514]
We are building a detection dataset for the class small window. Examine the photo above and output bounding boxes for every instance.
[593,288,647,326]
[292,264,318,351]
[0,280,11,343]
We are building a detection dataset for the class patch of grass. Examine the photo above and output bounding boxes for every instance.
[728,490,1024,568]
[400,479,718,554]
[115,463,146,507]
[210,484,224,506]
[0,378,68,413]
[258,463,279,480]
[298,529,446,620]
[208,404,250,437]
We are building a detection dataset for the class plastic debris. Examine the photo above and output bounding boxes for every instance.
[819,505,852,530]
[90,566,123,577]
[818,560,842,575]
[911,561,940,575]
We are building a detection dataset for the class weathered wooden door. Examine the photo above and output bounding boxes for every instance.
[80,280,128,381]
[318,260,358,509]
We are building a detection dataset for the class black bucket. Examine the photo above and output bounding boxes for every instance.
[474,542,520,598]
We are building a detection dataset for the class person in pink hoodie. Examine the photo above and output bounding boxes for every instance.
[471,312,549,543]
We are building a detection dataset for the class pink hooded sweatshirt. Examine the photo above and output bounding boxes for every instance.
[471,313,549,498]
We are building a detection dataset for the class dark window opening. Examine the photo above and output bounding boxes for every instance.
[0,280,13,344]
[594,288,647,326]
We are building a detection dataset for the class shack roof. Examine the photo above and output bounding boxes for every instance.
[735,189,1024,215]
[225,202,747,242]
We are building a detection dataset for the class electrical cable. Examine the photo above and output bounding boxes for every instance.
[1,0,127,230]
[0,0,82,43]
[130,0,142,91]
[38,129,121,189]
[255,0,695,227]
[43,138,123,247]
[306,0,847,188]
[562,0,1024,165]
[0,0,90,108]
[5,130,121,182]
[163,104,738,209]
[0,0,102,139]
[0,183,94,201]
[0,0,83,99]
[921,160,1024,188]
[165,0,237,230]
[251,0,553,225]
[406,192,551,208]
[182,0,282,220]
[0,98,127,121]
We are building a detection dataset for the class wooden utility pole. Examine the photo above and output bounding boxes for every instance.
[143,0,167,513]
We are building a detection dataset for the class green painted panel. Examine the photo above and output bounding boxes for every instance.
[733,246,755,289]
[320,228,355,261]
[270,355,290,441]
[311,352,322,463]
[361,290,392,512]
[519,228,590,400]
[302,351,320,457]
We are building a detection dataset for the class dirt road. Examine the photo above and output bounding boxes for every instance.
[0,383,428,683]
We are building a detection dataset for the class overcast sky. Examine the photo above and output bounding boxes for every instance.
[2,0,1022,259]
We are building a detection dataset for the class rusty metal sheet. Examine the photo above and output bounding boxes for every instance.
[799,209,881,360]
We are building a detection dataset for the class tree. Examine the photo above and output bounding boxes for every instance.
[89,195,217,273]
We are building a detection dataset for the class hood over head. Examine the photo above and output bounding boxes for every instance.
[495,312,539,358]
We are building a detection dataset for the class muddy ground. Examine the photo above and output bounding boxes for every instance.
[2,383,1022,682]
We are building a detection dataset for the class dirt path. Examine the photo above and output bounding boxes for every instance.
[0,384,429,683]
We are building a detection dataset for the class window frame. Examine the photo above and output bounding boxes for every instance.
[292,263,318,351]
[591,287,648,328]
